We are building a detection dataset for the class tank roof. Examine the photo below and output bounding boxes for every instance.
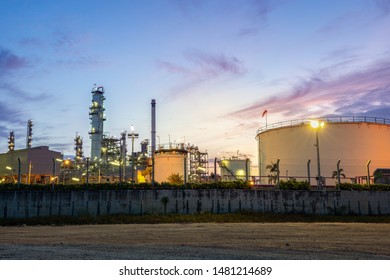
[256,116,390,135]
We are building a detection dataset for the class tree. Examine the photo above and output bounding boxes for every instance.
[167,173,184,184]
[332,168,346,187]
[332,169,346,179]
[266,162,278,185]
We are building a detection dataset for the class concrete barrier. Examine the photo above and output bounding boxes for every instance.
[1,189,389,219]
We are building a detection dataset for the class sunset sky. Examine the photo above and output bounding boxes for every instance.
[1,0,390,164]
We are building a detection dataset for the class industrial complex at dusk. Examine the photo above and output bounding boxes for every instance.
[1,84,390,187]
[2,2,390,270]
[0,85,252,185]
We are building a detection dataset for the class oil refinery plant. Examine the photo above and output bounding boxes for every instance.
[0,85,251,185]
[3,84,390,187]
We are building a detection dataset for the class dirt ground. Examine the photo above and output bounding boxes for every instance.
[0,223,389,259]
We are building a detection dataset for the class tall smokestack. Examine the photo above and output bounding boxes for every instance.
[151,99,156,155]
[151,99,156,186]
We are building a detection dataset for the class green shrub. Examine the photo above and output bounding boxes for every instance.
[338,183,390,191]
[279,179,310,190]
[0,180,251,191]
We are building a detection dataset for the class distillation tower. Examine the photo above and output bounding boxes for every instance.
[74,133,84,166]
[8,131,15,152]
[89,85,106,162]
[26,120,33,148]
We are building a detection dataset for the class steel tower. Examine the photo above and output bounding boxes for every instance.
[74,132,84,165]
[26,120,33,148]
[89,85,106,162]
[8,131,15,152]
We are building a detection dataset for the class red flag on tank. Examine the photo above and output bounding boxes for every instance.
[262,110,268,117]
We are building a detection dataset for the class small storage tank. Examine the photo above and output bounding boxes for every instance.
[154,147,187,183]
[220,158,251,181]
[256,116,390,185]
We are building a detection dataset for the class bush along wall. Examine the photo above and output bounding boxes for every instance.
[0,180,251,192]
[338,183,390,191]
[279,179,310,190]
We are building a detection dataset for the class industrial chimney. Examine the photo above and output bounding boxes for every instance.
[26,120,33,148]
[151,99,156,185]
[151,99,156,156]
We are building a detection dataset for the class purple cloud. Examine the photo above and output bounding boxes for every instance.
[158,50,246,97]
[0,102,24,138]
[373,0,390,16]
[230,57,390,120]
[156,60,192,76]
[159,50,246,78]
[0,47,28,75]
[184,50,245,75]
[0,82,51,101]
[19,37,45,49]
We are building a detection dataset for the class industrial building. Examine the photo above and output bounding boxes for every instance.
[0,146,62,184]
[0,120,63,184]
[256,116,390,186]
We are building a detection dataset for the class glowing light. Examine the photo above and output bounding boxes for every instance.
[71,178,80,182]
[5,166,12,170]
[310,120,325,129]
[110,161,120,166]
[236,169,245,176]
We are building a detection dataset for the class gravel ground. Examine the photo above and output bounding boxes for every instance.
[1,223,389,259]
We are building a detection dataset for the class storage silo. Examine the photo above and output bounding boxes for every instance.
[256,117,390,186]
[154,146,187,183]
[219,157,250,181]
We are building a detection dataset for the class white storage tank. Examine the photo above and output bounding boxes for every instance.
[220,158,251,181]
[154,147,187,183]
[256,117,390,186]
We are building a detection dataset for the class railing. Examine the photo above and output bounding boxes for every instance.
[256,116,390,135]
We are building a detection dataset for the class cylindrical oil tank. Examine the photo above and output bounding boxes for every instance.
[220,158,251,181]
[256,117,390,186]
[154,148,187,183]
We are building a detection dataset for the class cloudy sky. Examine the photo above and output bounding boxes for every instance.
[1,0,390,163]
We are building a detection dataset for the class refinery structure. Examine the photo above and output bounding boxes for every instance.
[0,85,252,185]
[2,84,390,187]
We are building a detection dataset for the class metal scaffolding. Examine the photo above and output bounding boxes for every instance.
[187,145,208,182]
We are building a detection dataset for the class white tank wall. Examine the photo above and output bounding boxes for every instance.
[220,159,250,180]
[257,122,390,185]
[154,153,186,183]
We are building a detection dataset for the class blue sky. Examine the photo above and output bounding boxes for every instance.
[1,0,390,163]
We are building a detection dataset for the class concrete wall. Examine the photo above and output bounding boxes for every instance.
[1,189,389,219]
